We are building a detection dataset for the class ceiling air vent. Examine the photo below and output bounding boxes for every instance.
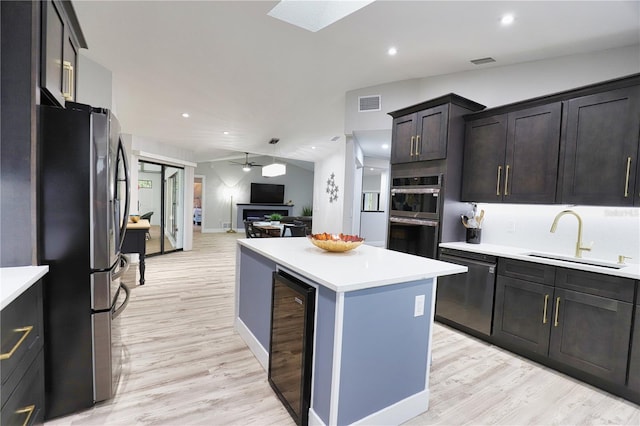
[470,57,496,65]
[359,95,381,112]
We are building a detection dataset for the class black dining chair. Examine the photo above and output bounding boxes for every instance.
[244,221,262,238]
[282,224,306,237]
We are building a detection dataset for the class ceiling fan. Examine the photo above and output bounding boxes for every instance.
[229,152,263,172]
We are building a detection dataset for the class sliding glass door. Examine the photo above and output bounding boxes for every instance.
[138,160,184,256]
[164,166,183,252]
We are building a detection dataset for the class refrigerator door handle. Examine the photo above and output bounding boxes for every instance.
[113,283,130,319]
[112,254,130,281]
[117,139,131,252]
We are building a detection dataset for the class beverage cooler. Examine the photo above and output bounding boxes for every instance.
[268,270,316,426]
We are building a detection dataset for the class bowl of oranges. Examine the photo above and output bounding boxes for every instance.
[308,232,364,252]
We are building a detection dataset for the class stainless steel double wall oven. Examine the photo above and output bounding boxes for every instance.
[388,170,443,259]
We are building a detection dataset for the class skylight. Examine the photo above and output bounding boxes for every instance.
[268,0,376,32]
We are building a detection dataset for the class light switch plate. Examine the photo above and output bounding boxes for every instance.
[414,294,425,317]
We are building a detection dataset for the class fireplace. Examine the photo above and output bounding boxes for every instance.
[237,204,294,228]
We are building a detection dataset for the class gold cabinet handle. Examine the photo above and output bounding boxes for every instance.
[504,165,510,196]
[624,157,631,197]
[554,297,561,327]
[63,60,74,101]
[415,135,421,156]
[410,136,415,157]
[0,326,33,360]
[15,405,35,426]
[542,294,549,324]
[496,166,502,196]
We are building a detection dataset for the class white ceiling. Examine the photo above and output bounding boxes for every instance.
[72,1,640,164]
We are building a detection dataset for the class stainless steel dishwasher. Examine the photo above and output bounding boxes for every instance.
[435,248,497,336]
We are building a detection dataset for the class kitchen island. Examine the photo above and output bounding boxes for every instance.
[234,237,465,426]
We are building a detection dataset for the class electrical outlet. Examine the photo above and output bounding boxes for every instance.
[507,221,516,233]
[414,294,425,317]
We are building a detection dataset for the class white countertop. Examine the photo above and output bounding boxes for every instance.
[0,266,49,310]
[440,242,640,280]
[238,237,466,292]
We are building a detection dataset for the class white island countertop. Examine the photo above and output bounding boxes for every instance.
[238,237,466,292]
[440,242,640,280]
[0,265,49,310]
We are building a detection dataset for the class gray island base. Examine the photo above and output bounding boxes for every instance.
[234,237,465,426]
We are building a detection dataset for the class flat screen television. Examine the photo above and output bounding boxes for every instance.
[250,183,285,204]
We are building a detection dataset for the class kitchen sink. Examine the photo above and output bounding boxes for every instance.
[525,252,626,269]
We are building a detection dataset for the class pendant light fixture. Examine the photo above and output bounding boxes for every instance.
[262,138,286,177]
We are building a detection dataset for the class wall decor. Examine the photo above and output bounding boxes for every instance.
[138,179,152,189]
[326,172,339,203]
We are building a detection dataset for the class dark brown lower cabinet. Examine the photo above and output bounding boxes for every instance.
[1,279,45,425]
[629,305,640,393]
[548,288,632,384]
[494,259,635,388]
[493,276,552,356]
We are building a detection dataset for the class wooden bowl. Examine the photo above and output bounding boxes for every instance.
[129,215,140,223]
[308,233,364,252]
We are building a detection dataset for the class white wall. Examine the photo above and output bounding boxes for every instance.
[345,45,640,135]
[133,135,198,164]
[345,78,421,135]
[343,137,364,235]
[313,142,347,234]
[360,212,387,247]
[195,157,314,232]
[362,175,381,192]
[183,167,194,251]
[476,204,640,265]
[360,160,390,244]
[76,53,113,110]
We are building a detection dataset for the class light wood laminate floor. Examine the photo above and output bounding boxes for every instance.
[46,232,639,425]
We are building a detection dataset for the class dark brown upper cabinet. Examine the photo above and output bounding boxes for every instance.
[40,0,87,107]
[389,95,485,164]
[391,104,449,163]
[460,114,508,202]
[558,86,640,206]
[462,103,562,203]
[462,73,640,206]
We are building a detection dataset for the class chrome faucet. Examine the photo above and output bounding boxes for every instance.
[550,210,592,258]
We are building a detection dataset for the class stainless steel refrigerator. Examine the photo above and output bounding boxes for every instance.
[38,102,131,419]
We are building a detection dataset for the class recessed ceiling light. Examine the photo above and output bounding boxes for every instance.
[223,131,229,135]
[181,113,190,118]
[311,146,316,150]
[370,168,374,171]
[382,144,389,149]
[387,47,397,56]
[500,14,514,25]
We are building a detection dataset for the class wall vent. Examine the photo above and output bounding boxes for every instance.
[222,222,231,229]
[470,57,496,65]
[359,95,381,112]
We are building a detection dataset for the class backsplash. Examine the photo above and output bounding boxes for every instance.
[474,203,640,265]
